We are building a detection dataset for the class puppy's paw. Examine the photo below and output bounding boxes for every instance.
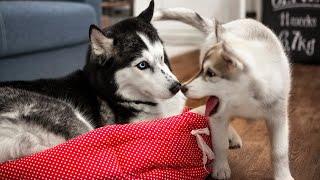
[211,161,231,179]
[275,175,294,180]
[228,133,242,149]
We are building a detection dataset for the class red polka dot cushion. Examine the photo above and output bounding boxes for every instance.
[0,111,213,179]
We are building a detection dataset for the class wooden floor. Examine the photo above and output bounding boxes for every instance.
[170,51,320,180]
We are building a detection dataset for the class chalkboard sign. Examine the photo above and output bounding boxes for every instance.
[262,0,320,64]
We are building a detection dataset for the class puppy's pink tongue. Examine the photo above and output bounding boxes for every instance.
[205,96,219,116]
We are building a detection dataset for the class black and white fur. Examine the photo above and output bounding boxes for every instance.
[0,1,185,163]
[154,8,294,180]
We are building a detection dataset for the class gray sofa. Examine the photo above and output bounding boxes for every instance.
[0,0,101,81]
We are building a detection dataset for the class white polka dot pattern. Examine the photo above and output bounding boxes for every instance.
[0,110,213,179]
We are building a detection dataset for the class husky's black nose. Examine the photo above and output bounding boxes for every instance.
[181,86,188,94]
[169,82,181,94]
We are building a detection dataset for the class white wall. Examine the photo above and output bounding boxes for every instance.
[134,0,246,56]
[134,0,246,22]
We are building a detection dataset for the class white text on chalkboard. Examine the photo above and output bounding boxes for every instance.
[279,30,316,56]
[272,0,320,11]
[280,12,317,27]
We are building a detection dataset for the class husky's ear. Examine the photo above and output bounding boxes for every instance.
[89,24,113,59]
[138,0,154,22]
[221,41,244,71]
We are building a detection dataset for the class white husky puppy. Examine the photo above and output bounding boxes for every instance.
[154,8,293,180]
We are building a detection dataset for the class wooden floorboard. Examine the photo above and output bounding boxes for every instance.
[171,50,320,180]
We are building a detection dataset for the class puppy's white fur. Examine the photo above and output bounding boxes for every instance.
[154,8,293,180]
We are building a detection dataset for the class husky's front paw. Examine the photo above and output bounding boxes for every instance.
[211,161,231,179]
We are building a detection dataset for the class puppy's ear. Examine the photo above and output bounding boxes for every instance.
[89,25,113,59]
[214,19,224,42]
[221,41,244,71]
[138,0,154,22]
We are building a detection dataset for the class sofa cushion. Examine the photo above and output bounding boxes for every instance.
[0,43,88,81]
[0,1,97,58]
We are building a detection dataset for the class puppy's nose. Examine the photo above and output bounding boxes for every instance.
[181,85,188,94]
[169,82,181,94]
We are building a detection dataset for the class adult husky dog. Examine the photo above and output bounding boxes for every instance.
[0,1,185,163]
[154,8,294,180]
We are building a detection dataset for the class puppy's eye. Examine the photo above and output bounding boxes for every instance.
[136,61,150,70]
[205,69,215,77]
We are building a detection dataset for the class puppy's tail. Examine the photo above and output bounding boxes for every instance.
[153,8,215,35]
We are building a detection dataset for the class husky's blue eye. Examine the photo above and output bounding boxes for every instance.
[136,61,149,70]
